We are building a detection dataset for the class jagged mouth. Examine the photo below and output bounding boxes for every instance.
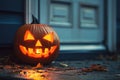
[19,45,57,58]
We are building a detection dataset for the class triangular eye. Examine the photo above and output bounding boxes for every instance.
[24,30,35,41]
[43,32,54,43]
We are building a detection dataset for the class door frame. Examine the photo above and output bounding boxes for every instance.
[25,0,116,52]
[107,0,116,52]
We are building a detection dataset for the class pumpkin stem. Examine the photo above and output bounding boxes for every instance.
[31,15,39,24]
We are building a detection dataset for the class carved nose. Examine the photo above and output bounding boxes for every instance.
[35,40,42,47]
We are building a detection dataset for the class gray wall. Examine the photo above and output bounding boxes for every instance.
[0,0,24,46]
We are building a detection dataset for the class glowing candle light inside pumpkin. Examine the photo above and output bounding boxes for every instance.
[28,48,33,54]
[35,40,42,47]
[24,30,35,41]
[36,48,42,54]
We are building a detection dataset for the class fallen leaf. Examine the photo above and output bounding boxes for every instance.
[4,65,12,69]
[59,63,68,67]
[32,63,43,69]
[90,64,108,71]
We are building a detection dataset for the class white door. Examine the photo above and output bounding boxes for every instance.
[44,0,104,43]
[26,0,118,52]
[37,0,105,50]
[39,0,104,43]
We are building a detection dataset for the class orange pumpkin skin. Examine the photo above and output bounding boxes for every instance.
[14,24,60,65]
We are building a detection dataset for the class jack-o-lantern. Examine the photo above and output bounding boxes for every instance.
[14,17,60,65]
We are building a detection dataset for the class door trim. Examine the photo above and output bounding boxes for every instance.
[107,0,116,52]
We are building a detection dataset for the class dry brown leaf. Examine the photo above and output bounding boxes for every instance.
[32,63,43,69]
[4,65,12,69]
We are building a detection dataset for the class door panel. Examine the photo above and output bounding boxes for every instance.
[46,0,104,43]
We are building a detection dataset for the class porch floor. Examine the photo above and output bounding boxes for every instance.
[0,55,120,80]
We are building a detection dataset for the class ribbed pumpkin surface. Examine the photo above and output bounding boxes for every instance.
[14,24,60,65]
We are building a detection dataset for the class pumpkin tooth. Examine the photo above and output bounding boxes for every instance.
[28,48,33,54]
[19,45,57,58]
[44,48,49,53]
[50,46,57,54]
[19,45,27,55]
[36,48,42,54]
[42,48,49,58]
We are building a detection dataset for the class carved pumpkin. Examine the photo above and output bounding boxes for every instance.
[14,17,60,65]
